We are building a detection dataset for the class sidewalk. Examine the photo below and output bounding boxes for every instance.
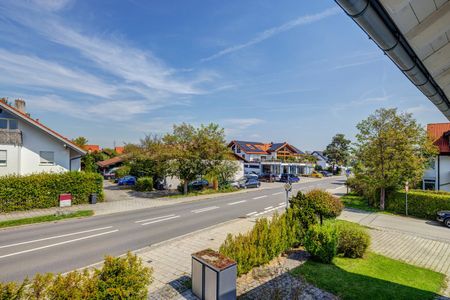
[0,177,324,222]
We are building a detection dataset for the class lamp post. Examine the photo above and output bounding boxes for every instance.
[345,169,350,194]
[405,181,409,216]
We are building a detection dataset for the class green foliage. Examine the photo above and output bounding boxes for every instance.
[208,160,239,187]
[304,223,338,264]
[0,210,93,228]
[115,165,131,178]
[353,108,438,210]
[289,192,318,239]
[135,177,154,192]
[72,136,88,148]
[0,172,103,213]
[219,210,301,276]
[0,253,152,300]
[386,190,450,220]
[336,221,370,258]
[291,190,343,225]
[323,133,351,170]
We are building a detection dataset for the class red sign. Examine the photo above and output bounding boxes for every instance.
[59,193,72,207]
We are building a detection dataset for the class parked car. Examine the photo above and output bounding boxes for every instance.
[437,211,450,228]
[310,171,324,178]
[103,167,120,180]
[230,177,246,189]
[242,178,261,188]
[244,173,259,179]
[188,179,209,190]
[320,171,333,177]
[258,173,278,182]
[117,175,137,186]
[279,173,300,183]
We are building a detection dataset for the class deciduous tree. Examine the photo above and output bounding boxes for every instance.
[353,108,437,210]
[323,133,351,172]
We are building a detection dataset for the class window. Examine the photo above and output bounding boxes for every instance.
[236,147,241,153]
[0,118,18,129]
[0,150,6,166]
[40,151,55,165]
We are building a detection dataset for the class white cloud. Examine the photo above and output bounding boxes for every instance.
[224,118,264,129]
[31,0,73,11]
[0,49,117,97]
[201,7,340,62]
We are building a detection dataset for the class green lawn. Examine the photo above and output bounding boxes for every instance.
[0,210,94,229]
[341,193,380,212]
[166,187,237,199]
[291,252,445,300]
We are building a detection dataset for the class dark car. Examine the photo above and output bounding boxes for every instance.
[117,175,136,186]
[320,171,333,177]
[242,178,261,188]
[258,173,278,182]
[437,211,450,228]
[279,173,300,183]
[188,179,209,190]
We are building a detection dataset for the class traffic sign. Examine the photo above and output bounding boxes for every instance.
[284,182,292,192]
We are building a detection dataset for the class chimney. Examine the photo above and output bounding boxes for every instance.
[14,99,26,113]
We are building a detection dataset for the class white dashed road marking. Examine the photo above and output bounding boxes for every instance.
[140,216,180,226]
[246,212,257,216]
[191,206,219,214]
[228,200,246,206]
[264,206,273,210]
[135,215,176,224]
[253,195,268,200]
[272,192,283,196]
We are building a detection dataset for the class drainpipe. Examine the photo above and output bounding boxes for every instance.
[334,0,450,119]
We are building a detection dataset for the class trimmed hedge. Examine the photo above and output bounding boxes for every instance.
[0,172,103,213]
[135,177,153,192]
[0,252,152,299]
[336,221,370,258]
[304,223,338,263]
[386,189,450,220]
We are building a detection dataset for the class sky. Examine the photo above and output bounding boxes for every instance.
[0,0,447,150]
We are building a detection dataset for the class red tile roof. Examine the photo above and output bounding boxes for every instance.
[0,100,86,155]
[114,146,124,154]
[427,123,450,153]
[84,145,101,152]
[96,156,125,168]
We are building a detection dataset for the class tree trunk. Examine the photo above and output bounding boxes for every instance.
[380,187,385,210]
[183,181,188,194]
[213,178,219,190]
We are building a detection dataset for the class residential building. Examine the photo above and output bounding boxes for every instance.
[228,140,313,176]
[311,151,330,170]
[83,144,100,153]
[114,146,125,154]
[0,99,86,176]
[424,123,450,191]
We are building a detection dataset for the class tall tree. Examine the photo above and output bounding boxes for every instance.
[323,133,351,172]
[164,123,228,194]
[72,136,88,148]
[353,108,437,210]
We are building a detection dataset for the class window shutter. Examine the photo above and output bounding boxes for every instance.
[40,151,54,165]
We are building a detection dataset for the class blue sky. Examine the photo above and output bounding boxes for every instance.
[0,0,446,150]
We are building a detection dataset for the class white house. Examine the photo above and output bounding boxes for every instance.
[423,123,450,191]
[311,151,329,170]
[0,99,86,176]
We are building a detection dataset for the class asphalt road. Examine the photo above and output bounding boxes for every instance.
[0,176,345,282]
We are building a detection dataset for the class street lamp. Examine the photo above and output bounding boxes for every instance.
[405,181,409,216]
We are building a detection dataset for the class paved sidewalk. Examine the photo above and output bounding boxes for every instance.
[0,177,323,222]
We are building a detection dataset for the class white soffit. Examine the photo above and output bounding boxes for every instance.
[380,0,450,101]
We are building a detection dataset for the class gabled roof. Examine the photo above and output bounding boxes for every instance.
[84,145,101,152]
[114,146,125,154]
[228,140,304,155]
[0,101,86,155]
[96,156,125,168]
[427,123,450,153]
[311,151,328,161]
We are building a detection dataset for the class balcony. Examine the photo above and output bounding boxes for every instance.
[0,129,22,145]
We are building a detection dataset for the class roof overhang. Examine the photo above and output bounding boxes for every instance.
[335,0,450,119]
[0,101,86,155]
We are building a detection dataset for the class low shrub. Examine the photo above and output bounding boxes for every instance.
[135,177,154,192]
[336,221,370,258]
[115,165,131,178]
[0,252,152,299]
[387,189,450,220]
[0,172,103,213]
[304,223,338,264]
[219,210,301,276]
[291,190,343,224]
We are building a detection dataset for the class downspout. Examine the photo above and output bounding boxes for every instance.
[438,155,441,190]
[334,0,450,119]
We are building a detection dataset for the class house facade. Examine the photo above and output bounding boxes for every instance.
[0,99,86,176]
[423,123,450,191]
[228,140,313,176]
[311,151,329,170]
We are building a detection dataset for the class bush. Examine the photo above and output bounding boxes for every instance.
[386,189,450,220]
[304,223,338,264]
[336,221,370,258]
[219,210,301,276]
[0,252,152,299]
[0,172,103,213]
[135,177,154,192]
[115,165,131,178]
[292,189,343,224]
